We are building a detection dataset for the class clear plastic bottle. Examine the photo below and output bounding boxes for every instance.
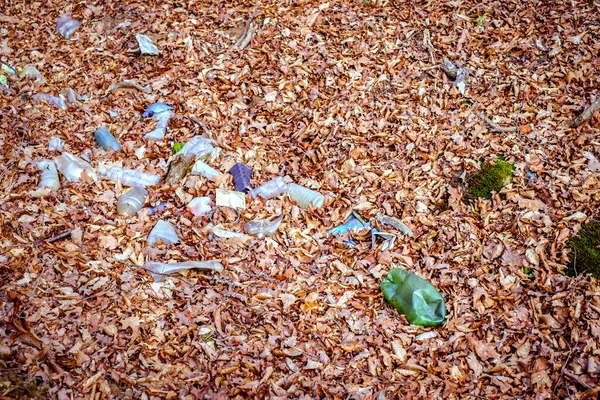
[244,215,283,239]
[144,111,173,140]
[36,160,60,190]
[191,160,220,180]
[94,127,122,151]
[117,187,148,216]
[188,197,213,217]
[54,152,98,182]
[148,220,179,246]
[251,177,288,199]
[287,183,325,209]
[179,136,217,159]
[98,166,161,187]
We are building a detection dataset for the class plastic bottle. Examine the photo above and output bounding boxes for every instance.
[36,160,60,190]
[148,220,179,246]
[251,177,288,199]
[244,215,283,239]
[117,187,148,216]
[142,102,173,118]
[179,136,216,159]
[188,197,213,217]
[191,160,220,180]
[98,166,161,187]
[54,152,98,182]
[145,111,173,140]
[229,162,252,193]
[287,183,325,209]
[94,127,122,151]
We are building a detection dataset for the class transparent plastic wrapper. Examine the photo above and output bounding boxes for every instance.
[381,268,446,327]
[98,166,161,187]
[244,215,283,239]
[117,187,148,216]
[229,162,252,193]
[94,127,122,151]
[36,160,60,190]
[142,103,173,118]
[80,149,92,162]
[287,183,325,209]
[54,152,97,182]
[328,211,370,236]
[216,189,246,210]
[148,220,179,246]
[188,197,213,217]
[251,176,288,199]
[179,136,218,160]
[144,260,223,281]
[376,215,414,237]
[191,160,220,181]
[33,94,68,110]
[136,34,159,55]
[145,110,173,140]
[48,137,64,151]
[56,14,81,39]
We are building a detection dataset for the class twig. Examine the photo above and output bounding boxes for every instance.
[552,345,575,394]
[46,229,72,243]
[474,111,519,133]
[571,97,600,127]
[563,370,593,390]
[230,9,259,51]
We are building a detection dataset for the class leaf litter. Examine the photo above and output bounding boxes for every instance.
[1,0,600,398]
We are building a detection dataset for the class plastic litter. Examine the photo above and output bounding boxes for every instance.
[287,183,325,209]
[117,187,148,216]
[36,160,60,190]
[136,34,159,55]
[61,88,88,104]
[142,102,173,118]
[381,268,446,327]
[144,260,224,281]
[209,207,240,225]
[18,65,43,83]
[179,136,218,160]
[94,127,122,151]
[191,160,220,181]
[244,215,283,239]
[108,80,152,94]
[80,149,92,162]
[56,14,81,39]
[148,220,179,246]
[229,162,252,193]
[98,166,161,187]
[48,137,64,151]
[54,152,97,182]
[145,110,173,140]
[371,228,397,251]
[33,94,68,110]
[251,176,288,199]
[440,59,468,95]
[211,227,251,242]
[188,197,213,217]
[216,189,246,210]
[147,202,168,216]
[1,64,15,74]
[328,211,370,236]
[376,215,414,237]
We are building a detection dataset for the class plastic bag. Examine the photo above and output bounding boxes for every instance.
[381,268,446,327]
[144,260,223,281]
[148,220,179,246]
[33,94,67,110]
[136,34,159,55]
[56,14,81,39]
[328,211,370,236]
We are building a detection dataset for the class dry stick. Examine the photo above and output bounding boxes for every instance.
[571,97,600,127]
[563,370,593,390]
[230,9,260,51]
[474,111,519,133]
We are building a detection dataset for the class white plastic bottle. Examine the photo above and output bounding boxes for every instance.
[251,177,288,199]
[98,166,161,187]
[54,152,98,182]
[36,160,60,190]
[287,184,325,209]
[117,187,148,216]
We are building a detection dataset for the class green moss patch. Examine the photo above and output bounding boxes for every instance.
[567,221,600,279]
[465,159,514,200]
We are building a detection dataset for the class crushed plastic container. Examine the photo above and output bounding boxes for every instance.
[117,187,148,216]
[381,268,446,327]
[287,183,325,209]
[244,215,283,239]
[191,160,220,181]
[94,127,122,151]
[229,162,252,193]
[142,102,173,118]
[56,14,81,39]
[251,176,288,199]
[179,136,218,160]
[54,152,97,182]
[136,34,159,55]
[216,189,246,210]
[98,166,161,187]
[148,220,179,246]
[145,110,173,140]
[371,228,397,251]
[188,197,213,217]
[36,160,60,190]
[48,137,64,151]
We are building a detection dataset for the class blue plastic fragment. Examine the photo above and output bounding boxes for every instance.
[327,211,370,237]
[142,102,173,118]
[526,171,537,183]
[343,240,357,247]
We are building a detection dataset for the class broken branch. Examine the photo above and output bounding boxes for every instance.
[230,9,260,51]
[474,111,519,133]
[571,97,600,128]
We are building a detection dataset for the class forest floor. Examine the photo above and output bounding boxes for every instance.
[1,0,600,398]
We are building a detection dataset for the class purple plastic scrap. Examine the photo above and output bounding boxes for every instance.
[229,162,253,193]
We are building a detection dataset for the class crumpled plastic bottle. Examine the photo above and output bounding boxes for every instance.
[36,160,60,190]
[142,102,173,118]
[251,176,288,199]
[380,268,446,327]
[191,160,220,180]
[98,166,161,187]
[244,215,283,239]
[287,183,325,209]
[54,152,98,182]
[117,187,148,216]
[94,127,122,151]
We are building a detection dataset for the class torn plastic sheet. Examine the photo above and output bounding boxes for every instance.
[327,211,370,237]
[56,14,81,39]
[371,228,396,251]
[136,34,159,55]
